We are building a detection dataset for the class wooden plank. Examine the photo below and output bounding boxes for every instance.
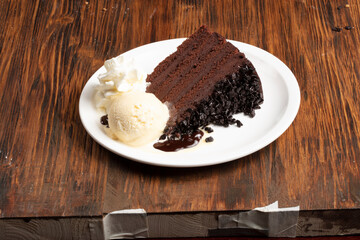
[1,209,359,238]
[0,217,103,240]
[0,0,109,218]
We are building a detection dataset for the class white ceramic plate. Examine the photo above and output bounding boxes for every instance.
[79,39,300,167]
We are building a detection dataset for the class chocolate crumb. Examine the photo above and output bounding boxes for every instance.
[236,120,243,128]
[204,127,213,133]
[205,136,214,143]
[100,115,109,128]
[337,6,343,10]
[331,27,342,32]
[344,26,354,30]
[159,134,166,140]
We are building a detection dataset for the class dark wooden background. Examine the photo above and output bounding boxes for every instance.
[0,0,360,238]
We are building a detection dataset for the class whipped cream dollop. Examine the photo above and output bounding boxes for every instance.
[95,55,169,147]
[95,55,148,110]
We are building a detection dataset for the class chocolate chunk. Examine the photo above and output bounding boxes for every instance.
[236,120,243,128]
[204,127,213,133]
[205,136,214,143]
[159,134,166,140]
[100,115,109,128]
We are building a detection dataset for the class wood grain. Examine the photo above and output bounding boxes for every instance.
[103,0,360,213]
[0,0,360,237]
[0,217,103,240]
[0,0,110,218]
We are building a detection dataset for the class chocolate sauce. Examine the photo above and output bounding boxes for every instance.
[154,130,204,152]
[100,115,109,128]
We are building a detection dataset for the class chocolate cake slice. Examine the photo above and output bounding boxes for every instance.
[146,26,263,150]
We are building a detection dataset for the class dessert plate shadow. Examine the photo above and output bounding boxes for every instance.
[79,39,300,168]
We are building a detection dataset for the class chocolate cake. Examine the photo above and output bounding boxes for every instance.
[146,26,263,150]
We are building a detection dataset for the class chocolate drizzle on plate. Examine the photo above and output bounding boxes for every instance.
[154,130,204,152]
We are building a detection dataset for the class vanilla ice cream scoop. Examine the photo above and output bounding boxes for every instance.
[106,91,169,146]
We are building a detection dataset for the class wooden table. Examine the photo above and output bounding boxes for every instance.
[1,0,360,239]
